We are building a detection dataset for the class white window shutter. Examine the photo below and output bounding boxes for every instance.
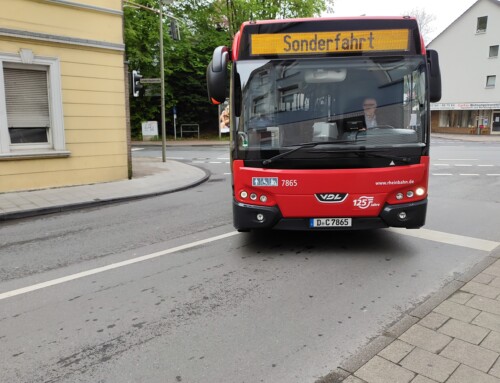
[4,68,50,128]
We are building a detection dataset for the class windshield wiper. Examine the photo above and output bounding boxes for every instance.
[314,148,413,163]
[355,151,413,163]
[262,140,364,165]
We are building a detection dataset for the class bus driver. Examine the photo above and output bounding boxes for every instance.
[362,97,378,129]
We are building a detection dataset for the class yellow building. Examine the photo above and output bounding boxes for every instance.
[0,0,128,193]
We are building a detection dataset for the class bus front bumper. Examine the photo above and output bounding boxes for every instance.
[232,199,427,231]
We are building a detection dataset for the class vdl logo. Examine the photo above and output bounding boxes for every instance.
[315,193,348,203]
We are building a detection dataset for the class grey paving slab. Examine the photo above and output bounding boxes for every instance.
[490,277,500,289]
[489,357,500,379]
[434,300,481,323]
[439,338,499,372]
[461,281,500,299]
[438,318,490,345]
[354,356,415,383]
[473,273,497,285]
[400,347,459,382]
[468,296,500,317]
[418,312,449,331]
[448,291,474,305]
[399,325,452,354]
[447,364,500,383]
[343,376,367,383]
[483,266,500,278]
[378,340,415,364]
[472,312,500,333]
[481,331,500,354]
[410,375,438,383]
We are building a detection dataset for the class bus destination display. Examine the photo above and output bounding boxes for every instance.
[251,29,409,55]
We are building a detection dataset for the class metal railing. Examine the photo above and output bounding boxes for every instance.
[180,124,200,138]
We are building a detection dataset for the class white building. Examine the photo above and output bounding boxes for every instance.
[428,0,500,135]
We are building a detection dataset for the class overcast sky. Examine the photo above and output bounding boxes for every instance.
[325,0,478,42]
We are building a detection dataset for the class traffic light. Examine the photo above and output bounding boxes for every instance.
[131,70,143,97]
[169,20,180,41]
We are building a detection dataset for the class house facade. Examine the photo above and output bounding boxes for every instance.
[428,0,500,135]
[0,0,128,193]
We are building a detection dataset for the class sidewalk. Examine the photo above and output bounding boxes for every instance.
[0,139,231,221]
[0,156,209,221]
[329,245,500,383]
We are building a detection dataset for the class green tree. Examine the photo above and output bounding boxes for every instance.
[124,0,334,138]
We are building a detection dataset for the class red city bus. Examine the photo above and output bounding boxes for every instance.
[207,17,441,231]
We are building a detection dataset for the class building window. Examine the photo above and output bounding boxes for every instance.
[486,75,496,88]
[477,16,488,32]
[489,45,499,58]
[439,110,476,128]
[4,67,50,144]
[0,52,66,157]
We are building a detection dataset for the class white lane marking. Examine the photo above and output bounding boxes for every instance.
[217,157,230,160]
[131,148,144,152]
[0,231,240,301]
[438,159,478,161]
[3,227,498,301]
[487,174,500,176]
[455,164,473,167]
[433,164,450,166]
[209,161,222,164]
[459,173,480,176]
[389,228,500,252]
[432,173,453,176]
[478,164,494,167]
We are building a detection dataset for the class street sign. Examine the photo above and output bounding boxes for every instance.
[140,78,162,84]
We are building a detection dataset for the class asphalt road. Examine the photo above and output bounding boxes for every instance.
[0,139,499,382]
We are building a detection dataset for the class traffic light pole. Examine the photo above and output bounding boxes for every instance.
[124,0,168,162]
[159,5,166,162]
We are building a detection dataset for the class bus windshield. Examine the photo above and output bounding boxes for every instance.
[235,56,428,153]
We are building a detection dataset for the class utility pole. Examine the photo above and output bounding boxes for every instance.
[159,3,166,162]
[124,0,173,162]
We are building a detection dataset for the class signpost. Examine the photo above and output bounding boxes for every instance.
[140,78,162,84]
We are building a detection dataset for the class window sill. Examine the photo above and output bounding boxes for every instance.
[0,150,71,161]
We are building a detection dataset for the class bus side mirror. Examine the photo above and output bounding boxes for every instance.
[207,46,229,104]
[426,49,441,103]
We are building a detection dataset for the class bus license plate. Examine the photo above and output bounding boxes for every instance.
[310,218,352,228]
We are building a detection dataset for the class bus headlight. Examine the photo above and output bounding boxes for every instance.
[240,190,248,199]
[415,187,425,196]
